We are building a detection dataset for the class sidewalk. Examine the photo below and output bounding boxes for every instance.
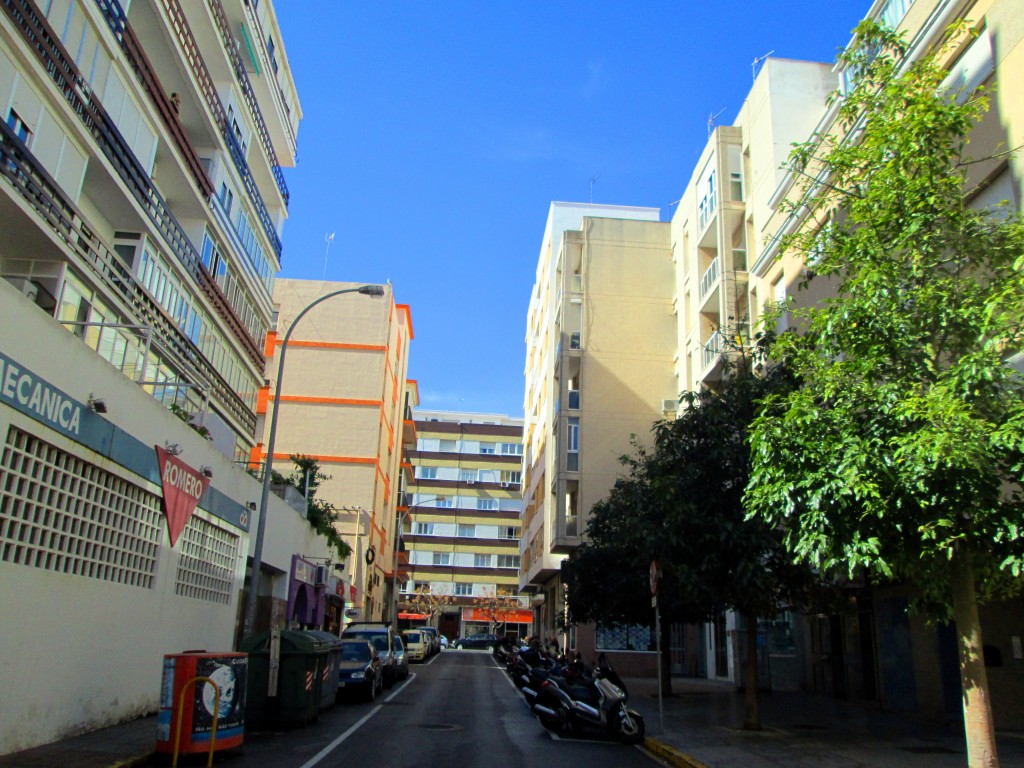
[0,716,155,768]
[626,676,1024,768]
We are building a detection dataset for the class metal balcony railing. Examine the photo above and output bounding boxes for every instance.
[702,331,723,369]
[93,0,215,201]
[700,257,720,300]
[0,120,257,435]
[3,0,265,368]
[208,0,290,207]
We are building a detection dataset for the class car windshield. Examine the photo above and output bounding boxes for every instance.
[395,638,405,650]
[341,644,370,661]
[404,632,421,642]
[371,637,389,652]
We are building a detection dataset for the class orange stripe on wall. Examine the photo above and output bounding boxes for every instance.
[264,331,277,357]
[396,304,414,339]
[278,340,386,352]
[266,452,377,465]
[278,395,381,406]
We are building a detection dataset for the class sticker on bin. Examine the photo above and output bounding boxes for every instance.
[305,671,313,691]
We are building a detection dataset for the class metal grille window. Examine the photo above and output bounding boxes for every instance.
[0,427,161,587]
[174,518,239,604]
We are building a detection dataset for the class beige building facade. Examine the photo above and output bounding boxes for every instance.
[520,203,676,661]
[259,278,414,624]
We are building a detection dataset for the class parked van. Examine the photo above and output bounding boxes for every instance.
[342,622,397,686]
[401,629,428,662]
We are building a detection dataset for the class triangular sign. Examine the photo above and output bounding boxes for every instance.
[155,446,211,548]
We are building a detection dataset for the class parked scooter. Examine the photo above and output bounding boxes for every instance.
[531,654,645,744]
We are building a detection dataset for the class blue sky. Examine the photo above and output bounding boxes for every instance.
[275,2,866,418]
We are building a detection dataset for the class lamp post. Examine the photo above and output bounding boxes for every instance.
[241,284,385,640]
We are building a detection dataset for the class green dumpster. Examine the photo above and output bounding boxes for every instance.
[305,631,343,710]
[240,630,330,726]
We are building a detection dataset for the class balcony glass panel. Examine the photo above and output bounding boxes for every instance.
[702,331,723,369]
[700,258,720,299]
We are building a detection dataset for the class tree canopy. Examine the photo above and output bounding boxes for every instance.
[745,20,1024,767]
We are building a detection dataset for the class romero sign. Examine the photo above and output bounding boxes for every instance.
[155,446,211,547]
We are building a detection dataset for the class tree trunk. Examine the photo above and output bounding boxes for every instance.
[951,555,999,768]
[743,611,761,730]
[660,617,673,696]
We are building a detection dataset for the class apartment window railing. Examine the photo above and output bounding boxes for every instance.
[208,0,290,205]
[93,0,214,201]
[699,257,720,299]
[702,331,723,369]
[0,120,257,435]
[2,0,266,369]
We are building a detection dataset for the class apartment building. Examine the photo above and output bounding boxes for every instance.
[0,0,328,753]
[402,411,530,641]
[520,203,675,667]
[669,58,836,687]
[742,0,1024,725]
[257,278,415,625]
[667,0,1024,725]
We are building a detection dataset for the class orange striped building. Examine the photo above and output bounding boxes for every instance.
[254,278,416,623]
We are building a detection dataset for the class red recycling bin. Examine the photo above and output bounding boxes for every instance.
[156,651,247,756]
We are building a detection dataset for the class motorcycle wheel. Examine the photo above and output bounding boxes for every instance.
[535,697,565,732]
[612,709,645,745]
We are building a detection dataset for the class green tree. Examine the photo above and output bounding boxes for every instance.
[565,342,826,728]
[273,454,353,562]
[745,20,1024,767]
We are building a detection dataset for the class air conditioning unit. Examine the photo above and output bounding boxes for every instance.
[500,482,510,488]
[314,565,328,586]
[661,399,679,413]
[465,479,476,485]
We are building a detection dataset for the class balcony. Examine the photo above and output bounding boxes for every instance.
[0,120,257,435]
[702,331,723,370]
[3,0,266,369]
[699,257,720,300]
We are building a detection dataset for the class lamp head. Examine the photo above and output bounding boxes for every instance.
[358,285,385,297]
[87,395,107,414]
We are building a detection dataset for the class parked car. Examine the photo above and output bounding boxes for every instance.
[337,638,382,703]
[342,623,398,687]
[439,634,449,649]
[419,626,441,655]
[452,633,499,651]
[401,630,428,663]
[393,635,410,680]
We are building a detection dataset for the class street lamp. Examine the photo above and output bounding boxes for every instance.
[241,284,385,640]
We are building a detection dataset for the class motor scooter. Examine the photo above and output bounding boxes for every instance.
[531,655,645,744]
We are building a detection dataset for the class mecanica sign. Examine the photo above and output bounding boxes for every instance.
[0,352,84,436]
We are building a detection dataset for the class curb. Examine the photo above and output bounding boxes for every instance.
[107,751,155,768]
[643,736,709,768]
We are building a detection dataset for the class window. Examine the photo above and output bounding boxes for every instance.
[432,552,450,566]
[414,523,434,536]
[476,499,497,511]
[474,554,493,568]
[435,496,453,508]
[500,443,523,455]
[459,469,477,482]
[457,524,475,538]
[596,623,656,651]
[479,443,496,454]
[698,169,717,230]
[218,182,233,215]
[417,466,438,480]
[566,418,580,471]
[454,583,472,596]
[439,439,457,453]
[500,470,522,484]
[500,526,519,540]
[497,555,520,569]
[266,34,279,75]
[730,172,743,202]
[6,110,32,146]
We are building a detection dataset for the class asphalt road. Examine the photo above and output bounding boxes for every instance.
[221,649,658,768]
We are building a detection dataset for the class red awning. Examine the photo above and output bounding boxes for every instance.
[399,612,428,620]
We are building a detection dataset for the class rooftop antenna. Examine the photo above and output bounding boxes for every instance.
[589,174,600,203]
[707,108,725,138]
[752,50,774,82]
[322,231,335,280]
